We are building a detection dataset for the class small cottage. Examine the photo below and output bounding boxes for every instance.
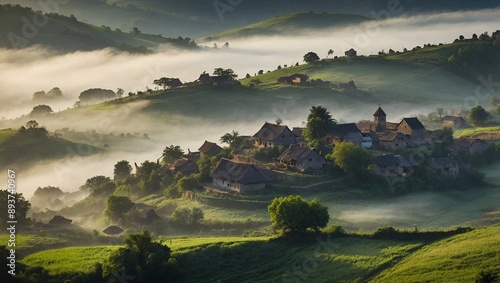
[379,131,409,151]
[172,158,198,176]
[371,155,417,177]
[253,122,297,148]
[430,157,460,176]
[278,145,326,172]
[452,137,491,154]
[324,123,363,145]
[397,117,426,143]
[47,215,72,226]
[211,158,269,193]
[198,140,223,157]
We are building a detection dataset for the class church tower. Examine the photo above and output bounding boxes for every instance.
[373,105,387,131]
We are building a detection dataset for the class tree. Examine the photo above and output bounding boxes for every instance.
[302,106,337,143]
[436,107,444,118]
[80,175,115,196]
[213,68,238,81]
[79,88,116,103]
[176,176,199,194]
[275,118,283,125]
[303,52,320,63]
[26,120,39,129]
[189,207,204,224]
[162,145,184,163]
[106,196,134,220]
[467,105,491,126]
[116,88,124,98]
[104,230,176,282]
[31,186,64,208]
[47,87,63,97]
[327,49,334,58]
[0,190,30,225]
[32,90,46,100]
[459,35,465,41]
[327,142,370,176]
[114,160,132,181]
[30,105,53,117]
[220,130,244,150]
[258,70,264,75]
[249,78,262,87]
[153,77,180,90]
[268,195,329,234]
[131,26,141,34]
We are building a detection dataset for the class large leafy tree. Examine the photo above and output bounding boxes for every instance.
[105,196,134,220]
[213,67,238,81]
[0,190,30,225]
[303,51,320,63]
[104,230,177,282]
[220,130,244,150]
[268,195,329,234]
[303,106,337,143]
[467,105,491,126]
[30,105,53,117]
[114,160,132,181]
[162,145,184,164]
[327,142,370,176]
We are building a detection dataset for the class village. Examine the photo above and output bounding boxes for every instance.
[157,105,493,194]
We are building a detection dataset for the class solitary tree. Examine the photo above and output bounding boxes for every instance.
[436,107,445,118]
[303,52,320,63]
[327,49,334,58]
[213,68,238,81]
[114,160,132,181]
[104,230,176,282]
[162,145,184,163]
[268,195,329,234]
[302,106,337,143]
[116,88,124,98]
[467,105,491,126]
[47,87,63,97]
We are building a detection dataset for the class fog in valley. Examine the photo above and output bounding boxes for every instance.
[1,8,499,229]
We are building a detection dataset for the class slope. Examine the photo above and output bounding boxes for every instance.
[201,12,370,41]
[0,4,197,53]
[371,226,500,282]
[0,128,103,170]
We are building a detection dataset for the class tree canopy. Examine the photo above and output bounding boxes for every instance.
[303,51,320,63]
[467,105,491,126]
[302,106,337,143]
[30,105,53,117]
[327,142,371,176]
[79,88,116,103]
[104,230,177,282]
[162,145,184,164]
[114,160,132,181]
[106,195,134,220]
[268,195,329,233]
[220,130,244,150]
[213,67,238,81]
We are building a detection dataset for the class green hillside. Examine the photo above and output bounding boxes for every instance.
[0,128,102,170]
[17,227,500,282]
[372,226,500,282]
[0,4,197,53]
[201,12,370,41]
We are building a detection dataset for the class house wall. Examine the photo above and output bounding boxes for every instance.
[212,178,265,193]
[297,155,325,171]
[344,133,363,145]
[380,139,407,151]
[371,164,402,177]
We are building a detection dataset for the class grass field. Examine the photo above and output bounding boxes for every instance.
[0,235,65,255]
[372,226,500,282]
[454,125,500,141]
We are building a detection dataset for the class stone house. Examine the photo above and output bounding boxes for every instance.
[210,158,269,193]
[47,215,72,226]
[253,122,297,147]
[452,137,491,154]
[442,116,466,129]
[397,117,426,143]
[379,131,409,151]
[278,144,326,172]
[277,74,309,84]
[324,123,363,145]
[430,157,460,176]
[371,155,418,177]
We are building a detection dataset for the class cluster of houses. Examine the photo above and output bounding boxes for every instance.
[158,106,491,194]
[277,73,357,91]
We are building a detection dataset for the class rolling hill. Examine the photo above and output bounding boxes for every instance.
[200,12,371,41]
[1,0,498,38]
[0,4,197,53]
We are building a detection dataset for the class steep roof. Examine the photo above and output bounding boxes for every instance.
[454,137,486,148]
[144,209,162,221]
[253,122,293,142]
[198,140,223,156]
[103,226,124,235]
[373,106,386,117]
[211,158,268,184]
[278,145,323,163]
[173,158,198,175]
[48,215,72,226]
[399,117,425,130]
[379,131,407,142]
[326,123,361,138]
